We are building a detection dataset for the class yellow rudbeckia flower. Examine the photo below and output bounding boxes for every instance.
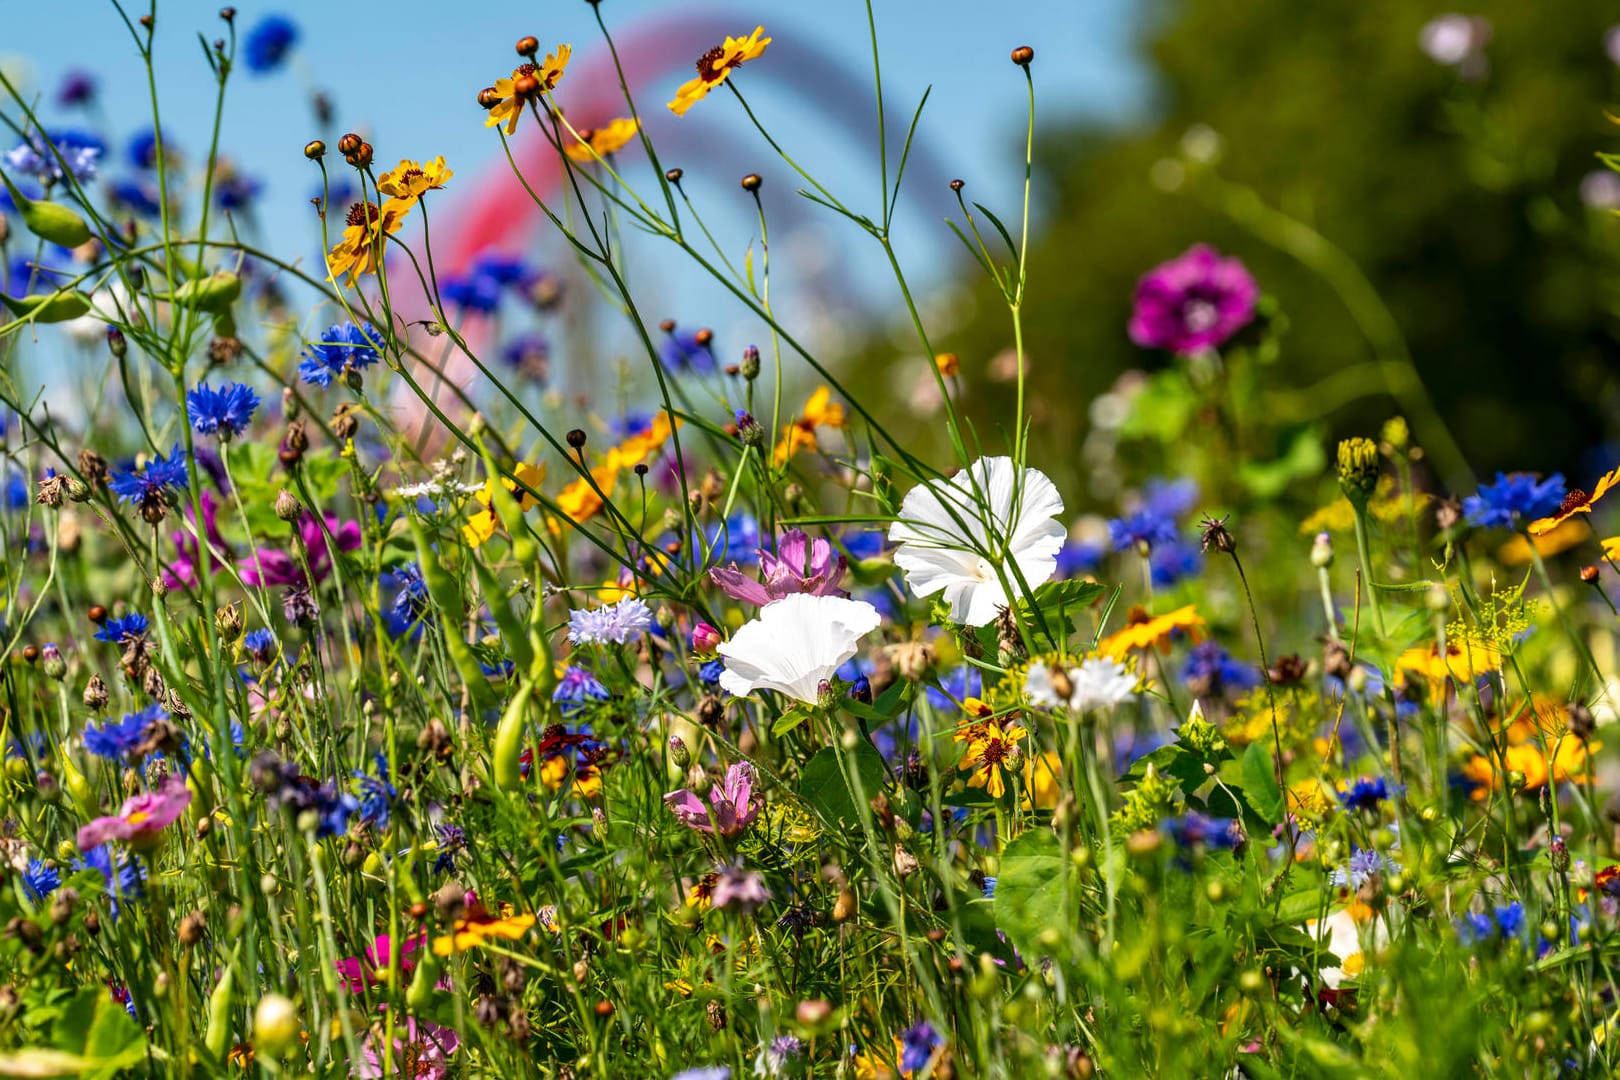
[431,903,536,956]
[564,118,641,162]
[326,198,412,285]
[1097,604,1205,659]
[1529,464,1620,536]
[668,26,771,116]
[462,461,546,548]
[956,719,1027,800]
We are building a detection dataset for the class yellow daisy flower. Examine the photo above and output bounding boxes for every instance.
[485,46,571,136]
[463,461,546,548]
[956,719,1027,800]
[773,386,845,465]
[1097,604,1205,660]
[564,118,641,162]
[668,26,771,116]
[1529,464,1620,536]
[376,156,453,201]
[326,198,412,285]
[431,903,536,956]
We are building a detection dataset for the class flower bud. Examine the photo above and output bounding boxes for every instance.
[566,428,588,450]
[740,344,761,381]
[1581,565,1600,585]
[252,993,301,1058]
[337,133,362,156]
[692,622,721,654]
[1011,45,1035,66]
[303,140,325,160]
[107,326,127,358]
[478,87,502,110]
[41,643,65,681]
[83,674,108,710]
[735,410,765,448]
[665,167,684,184]
[934,352,960,378]
[1335,437,1380,506]
[516,36,539,58]
[36,771,58,803]
[740,173,762,192]
[1309,531,1334,568]
[215,603,243,639]
[274,489,303,522]
[667,735,690,770]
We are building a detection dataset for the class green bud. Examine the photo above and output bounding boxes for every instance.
[171,271,242,314]
[1,291,93,324]
[0,169,92,248]
[1335,437,1380,506]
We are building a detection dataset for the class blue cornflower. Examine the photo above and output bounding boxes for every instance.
[840,529,886,561]
[926,665,982,710]
[354,753,396,830]
[390,562,430,625]
[243,14,299,73]
[108,447,189,515]
[433,823,466,874]
[705,513,762,566]
[1493,900,1525,940]
[1463,472,1565,531]
[980,875,997,899]
[1181,640,1258,696]
[899,1022,941,1075]
[1056,538,1105,578]
[698,658,726,687]
[1149,539,1202,586]
[22,859,60,902]
[1162,811,1241,850]
[568,596,653,646]
[1331,847,1402,889]
[553,666,610,716]
[3,130,102,183]
[470,251,530,286]
[759,1035,804,1077]
[74,844,145,921]
[1340,776,1392,812]
[213,171,262,211]
[1108,509,1179,552]
[1456,902,1528,947]
[1454,910,1495,946]
[5,473,26,510]
[126,127,169,170]
[83,704,165,760]
[242,628,278,665]
[1142,477,1200,519]
[94,612,149,644]
[108,178,163,218]
[57,71,96,107]
[299,322,381,388]
[660,329,717,374]
[441,270,502,313]
[186,381,260,439]
[501,333,550,378]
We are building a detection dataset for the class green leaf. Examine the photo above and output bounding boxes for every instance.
[798,742,887,829]
[992,829,1078,964]
[1240,741,1285,825]
[1237,425,1326,499]
[772,708,810,738]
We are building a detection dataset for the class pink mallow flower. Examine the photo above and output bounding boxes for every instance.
[76,776,191,851]
[240,512,363,587]
[664,761,760,838]
[1128,244,1258,354]
[358,1017,459,1080]
[708,528,847,606]
[335,932,431,994]
[163,490,230,590]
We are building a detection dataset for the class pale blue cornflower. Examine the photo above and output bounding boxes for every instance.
[567,596,653,646]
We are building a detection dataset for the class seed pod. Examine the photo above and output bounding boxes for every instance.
[0,291,93,324]
[0,170,92,248]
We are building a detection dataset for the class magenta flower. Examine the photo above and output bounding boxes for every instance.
[240,512,363,586]
[1128,244,1258,354]
[358,1017,459,1080]
[708,529,847,606]
[76,776,191,851]
[335,932,430,994]
[711,864,771,914]
[664,761,760,838]
[163,490,230,589]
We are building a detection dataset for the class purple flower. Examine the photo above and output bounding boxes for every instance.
[186,381,260,438]
[710,864,770,913]
[660,329,716,374]
[1181,640,1258,697]
[4,130,102,184]
[500,333,550,380]
[240,512,362,586]
[163,491,230,590]
[664,762,759,837]
[899,1021,941,1074]
[1419,14,1491,69]
[76,776,191,851]
[708,529,847,606]
[357,1016,458,1080]
[1108,509,1179,553]
[553,666,609,716]
[1128,244,1259,354]
[109,178,163,218]
[567,596,653,646]
[56,71,97,108]
[1331,847,1401,889]
[1162,811,1240,850]
[1340,776,1392,812]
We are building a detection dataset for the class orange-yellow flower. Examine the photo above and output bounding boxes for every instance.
[956,719,1027,800]
[564,118,641,162]
[326,198,412,285]
[1529,464,1620,536]
[485,46,571,136]
[431,903,536,955]
[555,462,620,527]
[1498,518,1587,564]
[607,412,681,471]
[376,156,453,201]
[463,462,546,548]
[1097,604,1205,659]
[668,26,771,116]
[540,753,602,798]
[686,871,720,910]
[1602,535,1620,561]
[1393,639,1499,704]
[1462,737,1595,799]
[773,386,845,465]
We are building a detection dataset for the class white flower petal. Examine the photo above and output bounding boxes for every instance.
[716,594,882,704]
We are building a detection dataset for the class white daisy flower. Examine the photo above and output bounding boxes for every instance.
[1025,656,1138,712]
[716,593,882,704]
[888,456,1066,626]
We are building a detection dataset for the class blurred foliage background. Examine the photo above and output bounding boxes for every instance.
[873,0,1620,501]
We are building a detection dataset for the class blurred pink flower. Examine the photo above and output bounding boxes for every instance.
[664,761,760,837]
[335,932,429,994]
[240,512,362,586]
[76,776,191,851]
[357,1017,459,1080]
[709,528,847,606]
[1128,244,1258,354]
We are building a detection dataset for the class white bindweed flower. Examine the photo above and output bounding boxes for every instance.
[716,593,882,704]
[888,456,1065,627]
[1026,656,1138,712]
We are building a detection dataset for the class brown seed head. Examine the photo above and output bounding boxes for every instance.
[515,36,539,58]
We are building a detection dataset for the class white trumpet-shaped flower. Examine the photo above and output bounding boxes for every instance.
[888,456,1066,626]
[716,593,882,704]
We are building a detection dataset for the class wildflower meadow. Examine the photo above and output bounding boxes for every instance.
[3,2,1620,1077]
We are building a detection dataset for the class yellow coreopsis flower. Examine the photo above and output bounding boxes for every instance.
[326,198,412,285]
[463,461,546,548]
[1498,517,1587,565]
[608,412,681,470]
[668,26,771,116]
[485,46,571,136]
[773,386,846,465]
[564,118,641,162]
[431,903,536,955]
[554,462,621,527]
[1529,464,1620,536]
[956,719,1027,800]
[1097,604,1205,659]
[376,156,453,201]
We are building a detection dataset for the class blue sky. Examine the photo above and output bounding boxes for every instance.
[2,1,1154,405]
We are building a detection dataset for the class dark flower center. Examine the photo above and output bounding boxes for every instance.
[1556,489,1590,516]
[515,62,537,78]
[696,45,729,82]
[345,201,378,228]
[980,738,1009,768]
